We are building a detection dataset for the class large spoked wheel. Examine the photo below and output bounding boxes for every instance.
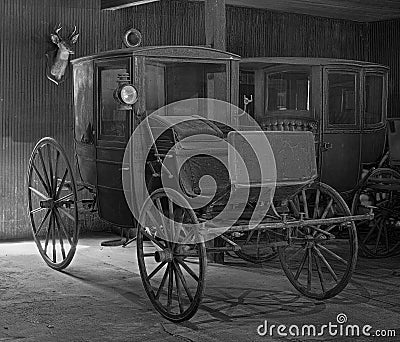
[278,182,358,300]
[352,168,400,258]
[228,230,278,263]
[28,137,79,270]
[137,189,206,322]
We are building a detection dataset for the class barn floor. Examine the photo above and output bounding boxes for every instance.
[1,233,400,342]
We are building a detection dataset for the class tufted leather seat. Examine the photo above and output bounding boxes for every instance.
[260,116,318,134]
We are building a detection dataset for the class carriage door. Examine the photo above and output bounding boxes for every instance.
[95,58,134,227]
[320,68,361,193]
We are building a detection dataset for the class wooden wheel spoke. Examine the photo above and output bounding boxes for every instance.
[148,261,167,281]
[289,199,300,217]
[29,186,49,201]
[155,198,167,230]
[321,199,334,220]
[256,231,262,259]
[155,263,170,300]
[324,224,338,234]
[301,190,309,218]
[167,263,174,313]
[313,251,326,294]
[38,149,51,193]
[313,246,338,282]
[58,207,76,222]
[317,244,348,266]
[244,229,255,245]
[55,218,66,260]
[287,246,305,261]
[362,224,377,245]
[53,150,60,192]
[54,209,74,246]
[47,145,54,195]
[30,206,47,215]
[140,228,167,249]
[55,168,69,199]
[44,213,52,254]
[384,224,390,252]
[51,212,57,263]
[181,229,197,245]
[31,163,50,194]
[174,266,185,313]
[374,223,384,254]
[35,209,51,236]
[313,189,321,218]
[54,192,74,204]
[168,199,176,242]
[307,248,312,292]
[176,258,199,282]
[146,210,161,230]
[294,250,308,280]
[174,261,193,301]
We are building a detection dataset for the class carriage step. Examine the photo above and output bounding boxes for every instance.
[100,238,126,247]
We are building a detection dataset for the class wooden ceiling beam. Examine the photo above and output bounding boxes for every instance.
[205,0,226,50]
[101,0,160,10]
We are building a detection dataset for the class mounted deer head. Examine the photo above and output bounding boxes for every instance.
[46,24,79,85]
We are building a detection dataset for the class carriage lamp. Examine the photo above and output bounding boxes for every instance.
[114,73,138,110]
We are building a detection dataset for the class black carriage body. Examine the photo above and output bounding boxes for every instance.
[71,46,240,227]
[239,57,389,193]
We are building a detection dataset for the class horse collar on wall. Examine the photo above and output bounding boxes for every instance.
[46,24,79,85]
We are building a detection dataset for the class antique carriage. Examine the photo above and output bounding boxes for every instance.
[239,57,400,258]
[27,47,372,322]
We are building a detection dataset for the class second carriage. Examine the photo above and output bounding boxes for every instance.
[239,57,400,258]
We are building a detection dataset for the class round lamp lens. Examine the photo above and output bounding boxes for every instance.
[120,85,138,105]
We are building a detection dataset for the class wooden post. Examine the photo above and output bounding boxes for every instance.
[205,0,227,264]
[205,0,226,51]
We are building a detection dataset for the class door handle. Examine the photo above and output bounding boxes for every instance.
[321,142,333,152]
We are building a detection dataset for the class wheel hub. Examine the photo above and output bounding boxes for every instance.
[40,198,55,209]
[305,235,315,248]
[154,249,174,263]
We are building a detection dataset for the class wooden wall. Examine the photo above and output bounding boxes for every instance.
[226,5,367,60]
[0,0,398,239]
[368,19,400,117]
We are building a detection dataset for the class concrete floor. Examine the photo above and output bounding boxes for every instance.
[1,233,400,342]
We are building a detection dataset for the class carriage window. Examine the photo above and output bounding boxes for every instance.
[266,71,310,113]
[99,68,128,140]
[145,59,227,115]
[365,74,383,125]
[328,73,357,125]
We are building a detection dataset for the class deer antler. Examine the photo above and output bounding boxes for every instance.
[69,25,77,39]
[54,23,62,36]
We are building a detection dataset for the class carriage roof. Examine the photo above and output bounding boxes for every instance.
[71,45,240,64]
[240,57,389,70]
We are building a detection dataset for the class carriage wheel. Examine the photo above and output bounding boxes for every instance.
[137,189,206,322]
[278,182,357,300]
[352,168,400,258]
[229,230,278,263]
[28,138,79,270]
